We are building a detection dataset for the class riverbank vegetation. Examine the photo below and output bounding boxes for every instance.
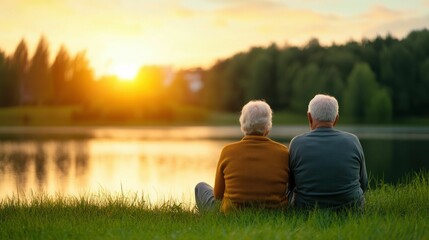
[0,105,310,126]
[2,105,429,127]
[1,172,428,239]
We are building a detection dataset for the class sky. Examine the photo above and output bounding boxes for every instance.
[1,0,428,78]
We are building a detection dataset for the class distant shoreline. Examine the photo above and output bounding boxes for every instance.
[1,106,429,127]
[1,125,429,141]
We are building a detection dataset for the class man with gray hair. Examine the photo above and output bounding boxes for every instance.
[195,100,290,213]
[288,94,368,210]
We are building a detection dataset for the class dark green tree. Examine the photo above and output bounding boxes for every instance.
[343,62,378,123]
[10,39,29,105]
[0,39,29,106]
[27,36,52,105]
[51,45,71,104]
[366,88,393,123]
[276,47,301,108]
[0,50,10,106]
[68,51,94,105]
[245,45,278,105]
[416,58,429,114]
[277,61,300,109]
[0,53,17,107]
[323,47,356,81]
[404,29,429,62]
[291,63,321,112]
[319,66,345,103]
[403,29,429,114]
[380,43,416,115]
[202,60,227,110]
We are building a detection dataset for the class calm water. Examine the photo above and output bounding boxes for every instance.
[1,126,428,205]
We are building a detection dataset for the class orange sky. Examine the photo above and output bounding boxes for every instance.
[1,0,428,78]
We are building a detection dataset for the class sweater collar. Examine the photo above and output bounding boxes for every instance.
[313,127,335,132]
[242,135,270,141]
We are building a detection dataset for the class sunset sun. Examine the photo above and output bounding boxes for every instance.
[110,64,139,81]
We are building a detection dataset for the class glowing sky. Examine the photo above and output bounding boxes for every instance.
[1,0,428,78]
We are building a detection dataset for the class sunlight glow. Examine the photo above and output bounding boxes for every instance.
[109,63,139,81]
[1,0,427,77]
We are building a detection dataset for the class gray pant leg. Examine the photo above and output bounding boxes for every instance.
[195,182,215,211]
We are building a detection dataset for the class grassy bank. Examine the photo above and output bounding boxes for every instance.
[2,106,429,126]
[1,173,428,239]
[0,105,242,126]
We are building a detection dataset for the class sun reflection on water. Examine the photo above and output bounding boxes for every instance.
[0,138,228,206]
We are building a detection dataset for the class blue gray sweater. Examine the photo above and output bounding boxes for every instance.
[289,127,368,209]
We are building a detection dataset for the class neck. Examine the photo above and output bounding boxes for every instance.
[246,130,269,137]
[313,121,334,129]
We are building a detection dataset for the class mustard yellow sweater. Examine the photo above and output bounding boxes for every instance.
[213,135,290,213]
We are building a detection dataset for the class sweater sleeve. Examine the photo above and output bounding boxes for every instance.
[213,149,226,200]
[356,138,368,192]
[360,152,368,192]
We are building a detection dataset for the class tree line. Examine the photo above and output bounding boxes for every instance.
[0,37,94,106]
[202,29,429,123]
[1,29,429,123]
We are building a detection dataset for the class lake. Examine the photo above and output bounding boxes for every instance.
[0,126,428,206]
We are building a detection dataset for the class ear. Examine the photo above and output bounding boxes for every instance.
[333,114,339,126]
[307,112,313,126]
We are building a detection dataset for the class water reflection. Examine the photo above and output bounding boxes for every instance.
[0,126,428,205]
[0,140,91,197]
[361,138,428,184]
[0,138,225,205]
[84,139,223,204]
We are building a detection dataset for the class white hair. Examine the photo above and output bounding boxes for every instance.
[239,100,272,135]
[308,94,339,122]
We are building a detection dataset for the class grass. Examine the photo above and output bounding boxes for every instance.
[0,106,78,126]
[1,172,428,239]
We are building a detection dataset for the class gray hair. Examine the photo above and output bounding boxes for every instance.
[239,100,272,135]
[308,94,339,122]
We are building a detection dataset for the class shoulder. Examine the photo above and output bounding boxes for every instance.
[334,130,364,151]
[268,138,289,151]
[268,138,287,148]
[289,132,310,146]
[221,141,242,152]
[336,129,360,141]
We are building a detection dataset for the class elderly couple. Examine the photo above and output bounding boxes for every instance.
[195,94,368,213]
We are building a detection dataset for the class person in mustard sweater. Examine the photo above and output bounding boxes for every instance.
[194,100,290,213]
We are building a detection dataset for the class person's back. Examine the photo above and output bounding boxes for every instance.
[195,100,290,213]
[216,135,289,212]
[288,94,368,210]
[289,128,367,209]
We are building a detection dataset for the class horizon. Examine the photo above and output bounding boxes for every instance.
[1,0,428,78]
